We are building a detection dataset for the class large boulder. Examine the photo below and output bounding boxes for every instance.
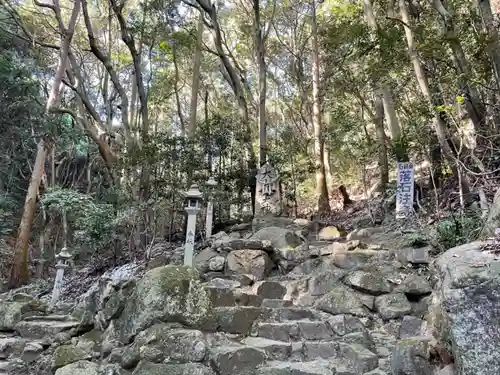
[122,324,207,368]
[0,300,46,331]
[226,250,273,280]
[71,263,141,329]
[112,265,214,343]
[432,241,500,375]
[52,344,91,369]
[251,226,303,252]
[194,248,221,273]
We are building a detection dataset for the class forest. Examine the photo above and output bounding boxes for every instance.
[0,0,499,289]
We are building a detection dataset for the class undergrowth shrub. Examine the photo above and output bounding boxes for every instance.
[433,211,482,250]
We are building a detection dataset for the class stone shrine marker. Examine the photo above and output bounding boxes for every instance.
[255,162,282,216]
[396,162,414,219]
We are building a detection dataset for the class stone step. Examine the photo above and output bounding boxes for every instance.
[209,344,266,375]
[23,314,74,322]
[0,336,26,357]
[256,360,336,375]
[14,319,79,339]
[257,357,381,375]
[214,306,321,335]
[261,307,320,322]
[0,359,9,374]
[254,320,334,341]
[240,337,299,361]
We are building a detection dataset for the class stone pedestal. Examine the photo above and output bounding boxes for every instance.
[255,162,282,217]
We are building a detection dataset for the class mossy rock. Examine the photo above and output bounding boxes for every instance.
[52,344,91,369]
[113,265,215,343]
[0,300,47,330]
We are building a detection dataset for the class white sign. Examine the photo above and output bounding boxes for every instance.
[396,162,414,219]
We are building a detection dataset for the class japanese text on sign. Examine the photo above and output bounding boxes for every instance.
[396,162,414,219]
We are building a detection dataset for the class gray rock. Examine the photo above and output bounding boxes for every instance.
[0,301,46,331]
[251,215,295,233]
[344,270,392,295]
[433,241,500,375]
[315,285,370,316]
[132,360,215,375]
[226,250,273,280]
[255,322,300,341]
[21,341,44,364]
[205,286,236,307]
[251,227,302,249]
[195,249,220,272]
[328,249,379,269]
[303,341,339,360]
[112,265,214,343]
[297,321,333,340]
[339,343,378,373]
[14,318,79,340]
[241,337,292,360]
[391,338,433,375]
[209,256,226,271]
[375,293,412,320]
[397,247,430,264]
[327,315,366,336]
[210,345,266,375]
[215,238,271,252]
[54,360,99,375]
[256,360,335,375]
[215,307,262,334]
[347,228,371,241]
[252,281,286,299]
[319,242,349,256]
[52,344,91,369]
[124,325,207,366]
[261,299,293,308]
[208,278,241,289]
[399,316,426,339]
[397,275,432,296]
[308,270,344,296]
[235,292,264,307]
[437,364,456,375]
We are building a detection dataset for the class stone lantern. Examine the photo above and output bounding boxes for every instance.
[205,176,217,239]
[184,184,203,267]
[49,246,72,310]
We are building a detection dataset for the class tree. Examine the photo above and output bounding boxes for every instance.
[311,0,330,212]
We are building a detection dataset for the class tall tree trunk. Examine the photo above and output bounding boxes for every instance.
[324,145,334,188]
[311,0,330,213]
[400,0,470,195]
[8,140,49,289]
[41,0,81,111]
[373,94,389,190]
[432,0,486,131]
[187,0,258,212]
[477,0,500,90]
[363,0,406,161]
[380,84,406,161]
[187,12,204,138]
[254,0,267,165]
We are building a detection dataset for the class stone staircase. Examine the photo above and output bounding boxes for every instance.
[0,312,80,374]
[204,285,390,375]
